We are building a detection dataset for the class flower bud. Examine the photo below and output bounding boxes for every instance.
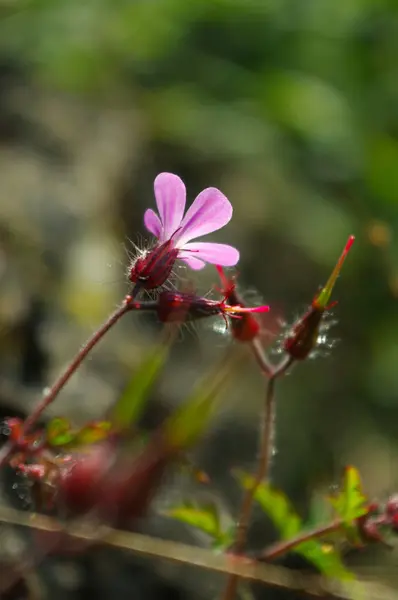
[129,241,179,290]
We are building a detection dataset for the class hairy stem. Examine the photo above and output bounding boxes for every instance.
[249,337,274,377]
[221,352,293,600]
[0,292,139,469]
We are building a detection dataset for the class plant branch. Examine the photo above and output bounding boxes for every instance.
[260,519,342,561]
[249,338,274,377]
[221,351,293,600]
[0,505,394,600]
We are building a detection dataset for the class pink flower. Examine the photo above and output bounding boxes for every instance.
[129,173,239,290]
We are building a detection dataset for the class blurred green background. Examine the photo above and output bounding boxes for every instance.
[0,0,398,596]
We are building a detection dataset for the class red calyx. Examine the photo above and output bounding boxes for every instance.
[129,241,179,290]
[283,306,324,360]
[157,291,223,323]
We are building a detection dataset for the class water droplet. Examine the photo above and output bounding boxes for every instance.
[212,321,228,336]
[43,386,51,397]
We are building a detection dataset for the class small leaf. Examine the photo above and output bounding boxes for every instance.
[164,501,220,539]
[236,472,302,539]
[46,417,75,447]
[164,501,234,550]
[296,539,354,580]
[329,466,368,545]
[111,343,169,430]
[329,466,368,522]
[74,421,112,446]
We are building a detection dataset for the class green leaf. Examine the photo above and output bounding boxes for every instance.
[164,501,234,550]
[329,466,368,523]
[296,539,353,580]
[46,417,75,447]
[236,472,353,581]
[328,466,368,545]
[164,501,221,538]
[111,343,169,430]
[74,421,112,446]
[236,472,302,539]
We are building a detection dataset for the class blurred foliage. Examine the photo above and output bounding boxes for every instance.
[163,499,234,550]
[237,470,355,580]
[110,338,170,430]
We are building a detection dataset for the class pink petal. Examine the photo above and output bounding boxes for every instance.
[154,173,186,241]
[144,208,162,238]
[174,187,233,246]
[180,242,240,267]
[179,255,206,270]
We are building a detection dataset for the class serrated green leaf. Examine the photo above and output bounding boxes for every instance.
[236,472,353,581]
[329,466,368,523]
[164,501,220,538]
[328,466,368,546]
[46,417,75,447]
[236,472,302,539]
[111,343,169,430]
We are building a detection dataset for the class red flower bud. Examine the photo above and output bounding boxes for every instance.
[129,241,179,290]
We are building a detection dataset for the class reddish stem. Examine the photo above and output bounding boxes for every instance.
[0,294,137,469]
[260,520,342,561]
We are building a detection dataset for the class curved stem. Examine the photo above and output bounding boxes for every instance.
[260,520,341,562]
[24,302,131,432]
[221,352,293,600]
[0,289,141,469]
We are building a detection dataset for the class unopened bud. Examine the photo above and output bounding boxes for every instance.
[129,240,179,290]
[284,236,355,360]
